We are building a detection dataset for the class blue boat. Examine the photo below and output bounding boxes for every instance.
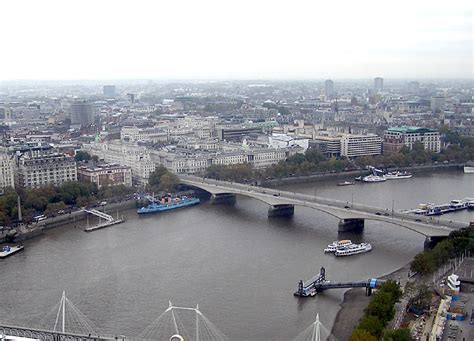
[137,196,200,214]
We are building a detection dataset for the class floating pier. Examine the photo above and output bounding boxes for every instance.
[294,267,385,297]
[83,208,125,232]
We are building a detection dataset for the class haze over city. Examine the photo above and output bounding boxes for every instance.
[0,0,472,81]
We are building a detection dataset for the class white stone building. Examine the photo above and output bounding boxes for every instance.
[340,134,382,158]
[0,154,15,189]
[83,141,155,186]
[121,126,168,143]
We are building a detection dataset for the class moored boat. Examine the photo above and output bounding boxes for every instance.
[337,181,354,186]
[137,195,200,214]
[362,175,386,183]
[335,243,372,257]
[385,171,413,180]
[0,245,24,259]
[464,166,474,174]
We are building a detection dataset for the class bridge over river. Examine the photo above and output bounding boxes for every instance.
[179,175,467,238]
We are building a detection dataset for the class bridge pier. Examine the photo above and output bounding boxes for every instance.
[268,204,294,217]
[338,218,364,232]
[210,193,236,205]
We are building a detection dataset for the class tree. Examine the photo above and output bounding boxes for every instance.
[74,151,92,162]
[45,202,68,215]
[358,315,384,339]
[405,283,432,311]
[380,280,403,302]
[365,291,396,324]
[410,252,434,274]
[149,166,169,189]
[383,328,411,341]
[349,329,377,341]
[158,173,179,192]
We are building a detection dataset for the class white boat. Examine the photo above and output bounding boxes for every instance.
[324,239,353,253]
[335,243,372,257]
[362,175,386,183]
[464,166,474,174]
[337,181,354,186]
[385,171,413,180]
[0,245,24,259]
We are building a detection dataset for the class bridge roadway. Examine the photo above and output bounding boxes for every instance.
[0,323,117,340]
[179,175,467,237]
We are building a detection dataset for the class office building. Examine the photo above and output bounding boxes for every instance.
[217,127,262,141]
[78,163,132,188]
[121,126,168,143]
[374,77,384,91]
[15,151,77,189]
[340,134,382,158]
[325,79,334,98]
[83,141,155,186]
[70,101,94,125]
[430,96,446,112]
[103,85,116,97]
[383,127,440,153]
[0,154,15,189]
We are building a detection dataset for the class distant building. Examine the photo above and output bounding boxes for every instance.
[269,133,309,151]
[103,85,116,97]
[78,163,132,188]
[430,96,446,112]
[217,127,262,141]
[70,101,94,125]
[310,136,342,157]
[325,79,334,98]
[15,150,77,189]
[340,134,382,158]
[407,81,420,93]
[374,77,384,91]
[83,141,155,186]
[383,127,440,153]
[0,154,15,189]
[121,126,168,143]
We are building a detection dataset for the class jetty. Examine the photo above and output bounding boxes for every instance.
[294,267,386,297]
[83,208,125,232]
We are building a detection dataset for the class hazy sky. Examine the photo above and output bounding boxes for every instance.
[0,0,472,80]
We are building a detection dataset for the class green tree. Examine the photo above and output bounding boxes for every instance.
[158,173,179,192]
[74,150,92,162]
[383,328,411,341]
[405,283,432,310]
[45,201,68,215]
[358,315,384,339]
[149,166,169,189]
[410,252,434,274]
[349,329,377,341]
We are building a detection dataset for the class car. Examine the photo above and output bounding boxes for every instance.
[344,205,350,209]
[383,212,390,216]
[99,201,107,206]
[58,210,65,214]
[415,218,422,222]
[375,212,382,216]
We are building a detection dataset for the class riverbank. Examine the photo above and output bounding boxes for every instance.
[331,262,411,340]
[0,199,136,243]
[262,163,463,186]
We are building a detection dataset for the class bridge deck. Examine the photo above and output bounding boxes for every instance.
[180,175,465,237]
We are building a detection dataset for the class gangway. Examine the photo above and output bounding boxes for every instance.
[294,268,386,297]
[82,208,124,232]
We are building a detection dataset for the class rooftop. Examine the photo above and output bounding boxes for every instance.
[387,126,437,134]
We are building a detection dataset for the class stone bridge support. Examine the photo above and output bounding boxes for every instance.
[210,193,236,205]
[338,218,365,232]
[268,204,295,217]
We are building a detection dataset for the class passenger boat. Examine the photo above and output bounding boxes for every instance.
[337,181,354,186]
[137,195,200,214]
[0,245,24,259]
[362,175,386,183]
[335,243,372,257]
[324,240,353,253]
[464,166,474,174]
[385,171,413,180]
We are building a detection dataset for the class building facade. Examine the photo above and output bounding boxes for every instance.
[70,101,94,125]
[374,77,384,91]
[83,142,155,186]
[121,126,168,143]
[78,164,132,188]
[325,79,334,98]
[340,134,382,158]
[0,154,15,189]
[15,151,77,189]
[383,127,441,153]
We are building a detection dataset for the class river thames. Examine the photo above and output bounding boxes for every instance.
[0,170,472,340]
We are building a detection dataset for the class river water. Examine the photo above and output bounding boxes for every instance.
[0,170,472,340]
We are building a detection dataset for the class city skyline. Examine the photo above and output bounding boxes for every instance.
[0,0,471,81]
